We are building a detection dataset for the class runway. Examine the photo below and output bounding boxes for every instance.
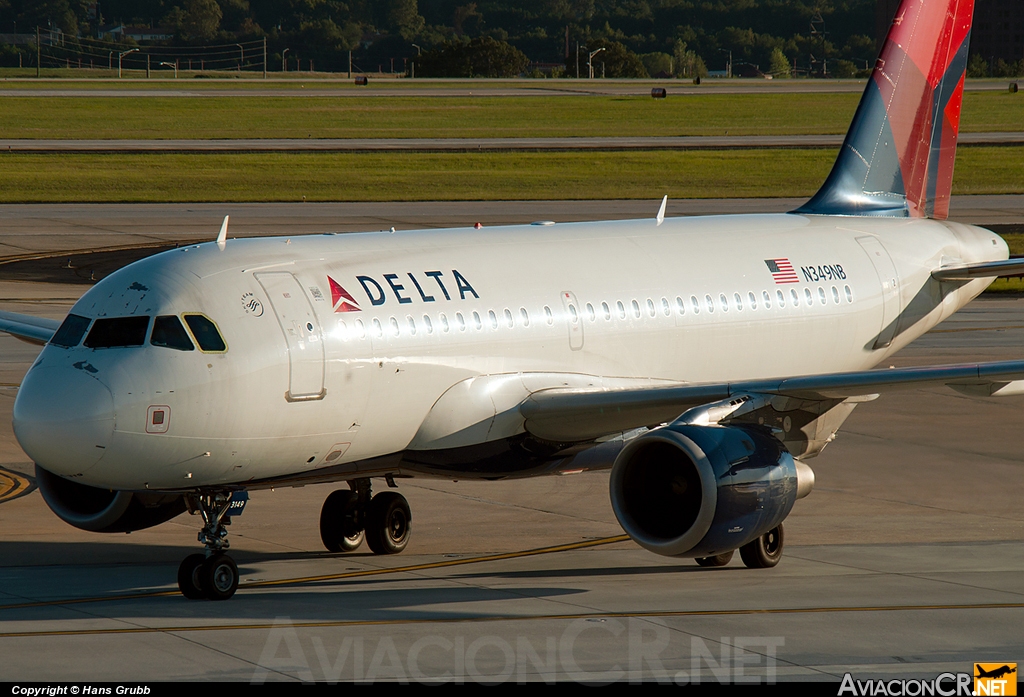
[0,203,1021,683]
[2,132,1021,153]
[0,77,1015,98]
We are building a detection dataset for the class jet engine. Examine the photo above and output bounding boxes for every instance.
[609,423,813,558]
[35,465,186,533]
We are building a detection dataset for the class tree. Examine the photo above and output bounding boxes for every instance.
[640,52,672,77]
[673,40,707,79]
[415,36,529,78]
[178,0,221,42]
[567,39,647,78]
[769,47,790,78]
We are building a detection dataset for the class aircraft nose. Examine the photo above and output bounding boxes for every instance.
[13,365,115,475]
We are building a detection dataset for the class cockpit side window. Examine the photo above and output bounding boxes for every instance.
[151,316,195,351]
[84,316,150,349]
[183,314,227,352]
[50,314,91,348]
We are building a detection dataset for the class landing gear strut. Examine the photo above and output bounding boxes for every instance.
[177,492,241,600]
[319,478,411,555]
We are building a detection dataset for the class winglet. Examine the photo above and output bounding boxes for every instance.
[216,215,229,250]
[656,195,667,226]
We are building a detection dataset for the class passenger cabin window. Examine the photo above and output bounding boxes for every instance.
[50,314,91,348]
[183,314,227,352]
[151,316,195,351]
[84,316,150,349]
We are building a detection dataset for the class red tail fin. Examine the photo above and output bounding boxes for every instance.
[795,0,975,220]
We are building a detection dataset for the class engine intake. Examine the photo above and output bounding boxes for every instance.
[610,424,805,558]
[36,465,186,533]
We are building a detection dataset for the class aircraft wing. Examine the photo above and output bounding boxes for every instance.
[0,311,60,346]
[520,359,1024,442]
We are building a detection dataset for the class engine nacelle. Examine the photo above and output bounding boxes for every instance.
[36,465,186,533]
[610,424,807,558]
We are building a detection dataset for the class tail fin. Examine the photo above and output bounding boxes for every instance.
[794,0,975,220]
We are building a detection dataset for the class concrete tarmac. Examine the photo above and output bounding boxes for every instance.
[0,196,1021,260]
[2,132,1021,153]
[0,204,1021,684]
[0,77,1014,98]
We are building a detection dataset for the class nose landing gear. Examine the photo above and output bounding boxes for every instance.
[319,478,411,555]
[177,492,241,600]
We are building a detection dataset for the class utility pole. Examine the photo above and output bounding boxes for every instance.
[348,50,352,78]
[263,37,267,79]
[36,27,40,78]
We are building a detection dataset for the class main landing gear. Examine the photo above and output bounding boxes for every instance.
[694,523,785,570]
[319,477,411,555]
[177,492,240,601]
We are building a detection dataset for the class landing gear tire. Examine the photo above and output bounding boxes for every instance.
[320,490,365,553]
[202,553,239,600]
[740,523,784,569]
[695,551,734,567]
[177,553,207,599]
[365,492,411,555]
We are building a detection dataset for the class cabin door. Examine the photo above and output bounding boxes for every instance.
[256,272,327,401]
[856,236,902,349]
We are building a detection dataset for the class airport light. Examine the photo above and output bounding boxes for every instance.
[159,61,177,78]
[118,48,138,78]
[717,48,732,78]
[588,47,605,79]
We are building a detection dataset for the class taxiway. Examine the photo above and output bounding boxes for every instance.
[0,201,1021,683]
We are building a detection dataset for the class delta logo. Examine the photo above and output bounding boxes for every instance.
[975,664,1017,696]
[327,270,479,314]
[328,276,361,313]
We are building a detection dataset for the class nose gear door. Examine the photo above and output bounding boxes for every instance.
[255,272,327,401]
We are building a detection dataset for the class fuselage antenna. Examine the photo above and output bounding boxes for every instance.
[216,215,229,250]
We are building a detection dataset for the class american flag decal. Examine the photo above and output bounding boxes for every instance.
[765,258,799,284]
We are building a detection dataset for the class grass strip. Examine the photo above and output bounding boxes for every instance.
[1,91,1019,140]
[0,147,1020,203]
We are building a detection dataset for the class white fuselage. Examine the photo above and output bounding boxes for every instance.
[13,213,1004,491]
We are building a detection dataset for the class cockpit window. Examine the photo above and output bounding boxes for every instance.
[183,314,227,352]
[84,316,150,349]
[50,314,91,348]
[151,316,195,351]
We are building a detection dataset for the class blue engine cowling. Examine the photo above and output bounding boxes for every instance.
[609,423,798,558]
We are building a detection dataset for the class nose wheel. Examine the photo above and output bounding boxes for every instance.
[177,492,241,600]
[319,478,411,555]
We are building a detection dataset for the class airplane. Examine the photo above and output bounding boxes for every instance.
[1,0,1022,601]
[975,666,1017,680]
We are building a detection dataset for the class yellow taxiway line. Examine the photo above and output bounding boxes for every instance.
[0,467,32,504]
